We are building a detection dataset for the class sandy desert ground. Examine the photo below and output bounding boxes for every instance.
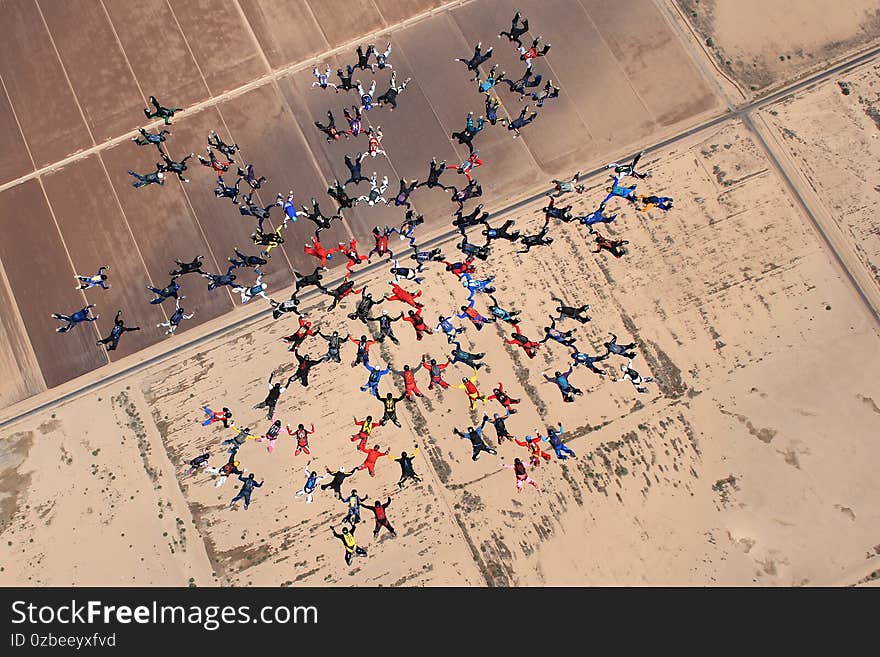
[675,0,880,97]
[761,60,880,297]
[2,119,879,586]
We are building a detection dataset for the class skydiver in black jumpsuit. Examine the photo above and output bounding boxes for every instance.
[480,218,520,243]
[417,157,455,192]
[169,256,205,277]
[348,287,384,323]
[449,341,485,369]
[319,330,351,363]
[366,310,403,345]
[96,310,140,351]
[517,217,553,253]
[550,296,592,324]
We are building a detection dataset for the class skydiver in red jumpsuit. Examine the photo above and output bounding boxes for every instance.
[506,326,541,359]
[385,282,423,309]
[487,382,521,414]
[304,236,339,267]
[403,308,433,340]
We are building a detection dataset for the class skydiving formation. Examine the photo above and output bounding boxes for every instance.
[49,9,677,577]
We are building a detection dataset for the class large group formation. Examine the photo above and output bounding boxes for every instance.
[51,11,675,569]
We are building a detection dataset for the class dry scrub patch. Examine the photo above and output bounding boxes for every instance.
[761,61,880,294]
